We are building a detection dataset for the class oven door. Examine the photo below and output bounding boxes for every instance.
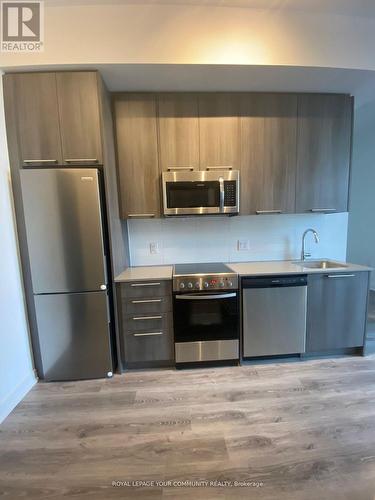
[173,292,239,343]
[163,180,222,215]
[173,291,239,363]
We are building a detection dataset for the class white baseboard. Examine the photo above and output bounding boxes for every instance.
[0,371,37,424]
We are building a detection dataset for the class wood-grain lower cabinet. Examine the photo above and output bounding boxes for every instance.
[113,94,161,219]
[158,93,200,172]
[306,272,369,352]
[118,280,174,368]
[4,73,63,167]
[240,93,298,215]
[296,94,353,213]
[198,93,240,171]
[56,72,103,165]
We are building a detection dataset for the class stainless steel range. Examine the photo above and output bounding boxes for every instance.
[173,263,239,367]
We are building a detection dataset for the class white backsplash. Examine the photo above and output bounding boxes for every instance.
[127,213,349,266]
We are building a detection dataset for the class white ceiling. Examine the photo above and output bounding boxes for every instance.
[98,64,375,95]
[45,0,375,18]
[100,64,375,107]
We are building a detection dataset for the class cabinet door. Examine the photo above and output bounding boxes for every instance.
[240,93,297,214]
[199,93,240,171]
[56,72,102,165]
[296,94,352,213]
[306,272,368,352]
[158,93,199,172]
[7,73,62,166]
[113,94,160,219]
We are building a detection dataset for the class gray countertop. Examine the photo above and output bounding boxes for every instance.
[115,265,173,282]
[115,260,371,283]
[228,260,372,276]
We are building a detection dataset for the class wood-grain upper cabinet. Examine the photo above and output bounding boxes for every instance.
[306,272,369,352]
[6,73,63,166]
[240,93,298,215]
[296,94,353,213]
[198,93,240,171]
[158,93,200,172]
[56,72,102,165]
[113,94,161,219]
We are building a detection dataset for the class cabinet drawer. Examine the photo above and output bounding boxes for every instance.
[121,280,171,299]
[123,312,172,335]
[124,328,174,363]
[122,296,172,315]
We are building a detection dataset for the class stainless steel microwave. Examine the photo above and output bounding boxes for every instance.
[162,170,240,216]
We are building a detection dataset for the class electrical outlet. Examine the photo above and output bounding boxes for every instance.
[237,239,250,251]
[149,242,160,254]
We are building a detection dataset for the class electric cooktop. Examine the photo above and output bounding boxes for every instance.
[173,262,234,276]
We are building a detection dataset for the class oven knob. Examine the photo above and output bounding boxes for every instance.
[195,282,200,289]
[187,282,193,289]
[179,282,185,289]
[204,281,209,288]
[227,281,233,287]
[219,281,225,288]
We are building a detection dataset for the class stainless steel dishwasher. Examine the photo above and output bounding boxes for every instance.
[242,275,307,358]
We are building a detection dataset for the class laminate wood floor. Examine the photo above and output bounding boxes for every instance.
[1,355,375,499]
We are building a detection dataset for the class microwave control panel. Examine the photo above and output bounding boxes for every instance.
[224,181,237,207]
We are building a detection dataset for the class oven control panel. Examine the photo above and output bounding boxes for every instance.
[173,275,238,292]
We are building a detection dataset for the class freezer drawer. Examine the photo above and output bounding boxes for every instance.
[20,169,107,293]
[34,292,112,381]
[243,286,307,357]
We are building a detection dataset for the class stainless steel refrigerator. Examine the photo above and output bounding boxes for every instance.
[20,168,113,381]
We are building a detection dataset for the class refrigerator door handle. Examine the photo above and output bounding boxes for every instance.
[105,296,111,324]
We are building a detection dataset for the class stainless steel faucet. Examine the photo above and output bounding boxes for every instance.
[301,228,319,260]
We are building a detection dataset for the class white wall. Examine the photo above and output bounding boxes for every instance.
[347,96,375,289]
[0,74,36,423]
[2,3,375,71]
[128,213,348,266]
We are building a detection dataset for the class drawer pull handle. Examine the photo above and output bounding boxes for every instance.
[310,208,336,213]
[205,165,232,171]
[128,214,155,218]
[132,315,162,320]
[326,274,355,279]
[65,158,98,163]
[23,159,57,164]
[133,332,163,337]
[167,166,195,171]
[131,299,162,304]
[256,210,282,214]
[130,282,161,287]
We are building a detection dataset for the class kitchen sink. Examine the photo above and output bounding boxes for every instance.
[292,260,348,269]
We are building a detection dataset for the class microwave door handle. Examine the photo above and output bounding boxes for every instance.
[219,177,225,212]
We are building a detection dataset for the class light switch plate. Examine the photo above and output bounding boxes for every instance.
[149,242,160,254]
[237,239,250,251]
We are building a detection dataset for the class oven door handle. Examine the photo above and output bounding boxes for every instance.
[175,293,237,300]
